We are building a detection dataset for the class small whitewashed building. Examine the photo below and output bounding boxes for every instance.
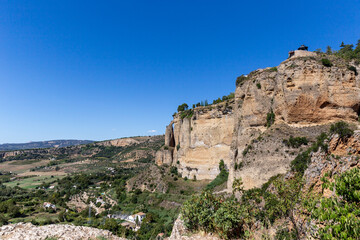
[43,202,56,210]
[127,212,146,225]
[96,196,105,205]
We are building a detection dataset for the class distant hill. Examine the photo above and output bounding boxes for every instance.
[0,140,94,151]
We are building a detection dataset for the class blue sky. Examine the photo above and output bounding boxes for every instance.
[1,0,359,143]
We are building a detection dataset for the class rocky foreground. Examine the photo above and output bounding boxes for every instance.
[0,222,126,240]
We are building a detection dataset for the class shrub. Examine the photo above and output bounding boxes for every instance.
[242,145,252,156]
[170,166,178,175]
[311,168,360,239]
[269,67,277,72]
[219,160,225,171]
[330,121,353,139]
[180,109,193,119]
[236,75,247,87]
[176,144,180,151]
[290,132,327,175]
[321,58,333,67]
[181,192,253,239]
[290,151,311,175]
[234,162,243,170]
[266,110,275,128]
[348,65,358,75]
[275,228,297,240]
[205,169,229,191]
[213,197,252,239]
[0,214,8,226]
[256,83,261,89]
[181,191,221,232]
[335,168,360,203]
[177,103,189,112]
[282,136,308,148]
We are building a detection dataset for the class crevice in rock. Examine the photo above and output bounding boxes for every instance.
[169,123,175,147]
[319,101,332,109]
[352,103,360,118]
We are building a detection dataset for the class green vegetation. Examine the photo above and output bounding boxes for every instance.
[282,136,308,148]
[4,175,62,189]
[181,191,253,239]
[348,65,358,75]
[242,145,252,156]
[321,58,333,67]
[179,109,193,119]
[212,92,235,105]
[182,165,360,240]
[177,103,189,112]
[309,168,360,239]
[330,121,353,139]
[266,110,275,128]
[324,40,360,62]
[205,160,228,191]
[176,92,234,114]
[290,132,328,175]
[236,75,247,87]
[256,83,261,89]
[269,67,277,72]
[182,174,305,239]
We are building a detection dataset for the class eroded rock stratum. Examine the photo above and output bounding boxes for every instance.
[156,53,360,190]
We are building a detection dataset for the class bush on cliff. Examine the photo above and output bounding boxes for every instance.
[330,121,353,139]
[177,103,189,112]
[236,75,247,87]
[181,191,253,239]
[266,110,275,128]
[290,132,328,175]
[310,168,360,239]
[283,136,308,148]
[321,58,333,67]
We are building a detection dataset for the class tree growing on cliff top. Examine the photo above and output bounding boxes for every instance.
[177,103,188,112]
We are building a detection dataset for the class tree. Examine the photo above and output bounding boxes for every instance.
[310,168,360,239]
[7,204,21,218]
[355,39,360,55]
[268,176,304,239]
[0,214,8,226]
[321,58,333,67]
[219,160,225,171]
[213,197,253,239]
[330,121,353,139]
[177,103,188,112]
[326,46,332,54]
[232,178,244,194]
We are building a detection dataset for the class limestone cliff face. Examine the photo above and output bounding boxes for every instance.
[229,55,360,189]
[157,53,360,186]
[156,101,235,180]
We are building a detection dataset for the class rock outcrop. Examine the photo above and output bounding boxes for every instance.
[167,216,220,240]
[0,222,126,240]
[230,55,360,189]
[157,52,360,189]
[156,101,235,180]
[303,130,360,195]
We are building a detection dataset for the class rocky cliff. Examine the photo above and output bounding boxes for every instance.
[229,54,360,189]
[157,53,360,190]
[156,100,235,180]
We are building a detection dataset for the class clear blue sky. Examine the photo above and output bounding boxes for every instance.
[1,0,359,143]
